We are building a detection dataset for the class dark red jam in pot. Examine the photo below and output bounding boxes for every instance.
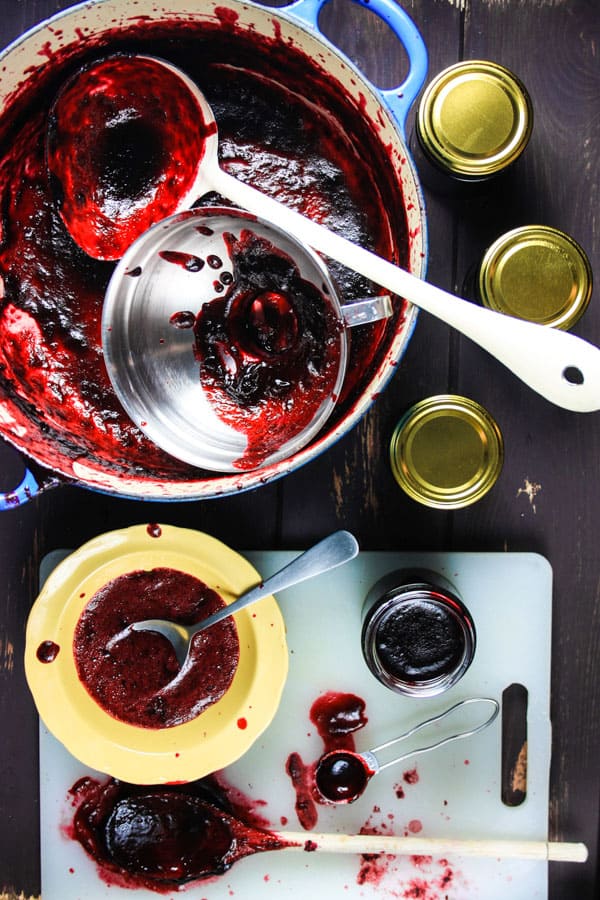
[0,34,407,484]
[73,567,239,728]
[361,570,476,697]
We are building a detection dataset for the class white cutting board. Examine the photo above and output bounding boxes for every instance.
[39,550,552,899]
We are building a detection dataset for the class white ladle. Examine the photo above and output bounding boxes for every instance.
[59,56,600,412]
[151,59,600,412]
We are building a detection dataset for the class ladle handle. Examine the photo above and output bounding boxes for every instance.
[210,167,600,412]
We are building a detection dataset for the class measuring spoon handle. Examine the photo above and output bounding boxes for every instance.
[212,167,600,413]
[370,697,500,772]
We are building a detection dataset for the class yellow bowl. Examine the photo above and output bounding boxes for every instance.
[25,524,288,784]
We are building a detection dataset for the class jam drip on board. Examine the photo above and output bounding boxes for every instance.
[73,567,239,728]
[189,228,343,469]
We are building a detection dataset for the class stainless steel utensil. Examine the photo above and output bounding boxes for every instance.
[102,207,391,472]
[314,697,500,803]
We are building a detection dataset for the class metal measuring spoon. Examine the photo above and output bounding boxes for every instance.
[314,697,500,804]
[50,54,600,412]
[107,530,358,669]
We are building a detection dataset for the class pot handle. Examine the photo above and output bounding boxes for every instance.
[283,0,428,133]
[0,465,40,510]
[0,455,61,511]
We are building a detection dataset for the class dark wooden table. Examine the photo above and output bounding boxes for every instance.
[1,1,598,898]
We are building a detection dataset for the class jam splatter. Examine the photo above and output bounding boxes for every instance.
[73,568,239,728]
[285,692,368,829]
[146,522,162,538]
[170,310,196,329]
[160,250,205,272]
[357,807,462,897]
[36,640,59,662]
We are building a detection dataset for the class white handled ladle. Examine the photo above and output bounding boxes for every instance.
[53,55,600,412]
[107,530,359,668]
[155,59,600,412]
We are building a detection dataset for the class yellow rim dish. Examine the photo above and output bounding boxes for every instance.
[25,524,288,784]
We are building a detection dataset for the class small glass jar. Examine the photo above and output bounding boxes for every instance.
[361,569,476,697]
[412,60,533,192]
[477,225,593,330]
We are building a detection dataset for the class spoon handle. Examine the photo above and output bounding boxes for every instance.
[212,167,600,412]
[190,530,359,635]
[278,833,588,863]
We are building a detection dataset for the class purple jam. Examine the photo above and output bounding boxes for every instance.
[73,568,239,728]
[192,228,343,469]
[375,598,465,682]
[315,750,372,803]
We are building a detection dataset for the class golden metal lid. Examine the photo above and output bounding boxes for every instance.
[478,225,593,329]
[390,395,504,509]
[417,60,533,178]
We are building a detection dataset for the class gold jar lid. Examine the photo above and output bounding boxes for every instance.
[478,225,593,329]
[417,60,533,178]
[390,395,504,509]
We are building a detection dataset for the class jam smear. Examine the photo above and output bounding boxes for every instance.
[285,692,368,828]
[193,229,343,469]
[73,567,239,728]
[69,776,296,890]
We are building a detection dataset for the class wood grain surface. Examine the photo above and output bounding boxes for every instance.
[0,2,598,898]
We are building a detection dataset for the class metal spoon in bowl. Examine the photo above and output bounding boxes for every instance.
[50,55,600,412]
[108,530,359,668]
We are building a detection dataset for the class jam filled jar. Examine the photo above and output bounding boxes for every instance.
[361,570,476,697]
